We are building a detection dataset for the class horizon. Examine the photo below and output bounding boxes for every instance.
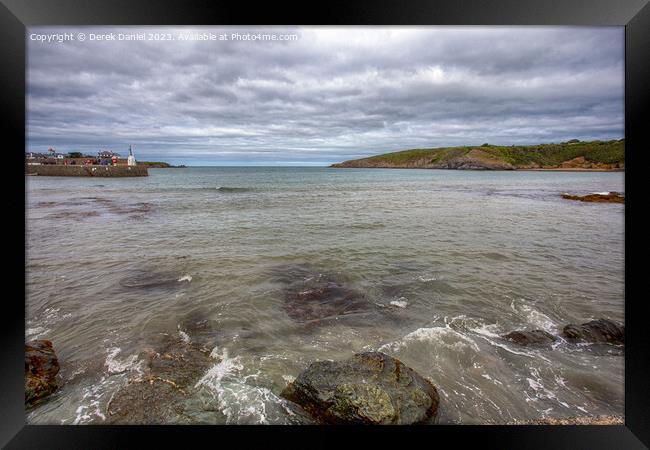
[27,137,624,167]
[27,26,624,166]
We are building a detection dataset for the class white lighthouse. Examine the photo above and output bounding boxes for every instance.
[127,145,137,166]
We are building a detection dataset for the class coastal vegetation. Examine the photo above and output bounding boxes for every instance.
[331,139,624,170]
[136,161,184,168]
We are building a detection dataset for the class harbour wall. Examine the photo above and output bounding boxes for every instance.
[25,164,148,177]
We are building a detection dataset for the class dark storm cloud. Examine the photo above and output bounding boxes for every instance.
[27,26,623,165]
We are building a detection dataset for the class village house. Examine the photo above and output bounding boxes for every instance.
[27,146,136,166]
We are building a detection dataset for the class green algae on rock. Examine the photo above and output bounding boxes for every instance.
[281,351,439,424]
[561,192,624,203]
[25,340,60,407]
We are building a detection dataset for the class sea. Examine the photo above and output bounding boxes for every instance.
[25,167,625,424]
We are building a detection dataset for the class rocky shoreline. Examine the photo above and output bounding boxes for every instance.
[26,261,625,425]
[503,319,624,346]
[561,192,625,203]
[25,340,60,407]
[27,311,625,424]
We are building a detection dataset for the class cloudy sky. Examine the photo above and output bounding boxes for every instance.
[27,26,624,166]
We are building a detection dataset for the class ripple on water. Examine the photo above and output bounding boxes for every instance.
[25,168,625,424]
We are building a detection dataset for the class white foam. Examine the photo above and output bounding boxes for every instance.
[554,375,568,388]
[73,375,118,424]
[194,349,286,424]
[282,375,296,384]
[177,274,192,282]
[380,325,480,352]
[26,326,49,338]
[27,306,72,339]
[104,347,142,375]
[525,368,573,411]
[418,275,438,282]
[178,327,191,344]
[592,192,611,195]
[469,323,542,359]
[195,348,244,390]
[470,323,502,339]
[511,301,557,333]
[479,334,540,358]
[389,298,408,308]
[43,307,61,320]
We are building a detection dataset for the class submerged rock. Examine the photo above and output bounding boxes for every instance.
[105,333,214,424]
[502,330,557,346]
[119,271,188,290]
[25,340,60,407]
[284,281,371,323]
[276,264,377,326]
[561,192,624,203]
[281,352,439,424]
[562,318,624,345]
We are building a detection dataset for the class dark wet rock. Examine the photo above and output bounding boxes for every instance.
[178,315,220,352]
[119,271,187,289]
[284,280,371,323]
[105,333,213,424]
[106,374,192,424]
[48,210,100,220]
[25,340,60,407]
[40,197,153,220]
[34,201,57,208]
[561,192,624,203]
[108,201,153,218]
[281,352,439,424]
[216,186,253,193]
[502,330,557,346]
[275,264,376,325]
[562,319,624,345]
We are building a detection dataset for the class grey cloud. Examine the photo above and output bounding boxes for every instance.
[27,26,623,165]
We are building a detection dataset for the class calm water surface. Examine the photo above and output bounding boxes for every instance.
[26,167,624,424]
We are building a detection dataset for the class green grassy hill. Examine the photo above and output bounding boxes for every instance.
[330,139,624,170]
[137,161,173,168]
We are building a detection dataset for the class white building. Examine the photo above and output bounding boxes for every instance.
[127,145,137,166]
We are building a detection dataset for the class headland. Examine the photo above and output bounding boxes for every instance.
[330,139,624,171]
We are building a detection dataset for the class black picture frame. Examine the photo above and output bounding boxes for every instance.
[2,0,648,447]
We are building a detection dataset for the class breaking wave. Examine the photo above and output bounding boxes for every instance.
[194,348,291,424]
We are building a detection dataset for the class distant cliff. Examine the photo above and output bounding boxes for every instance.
[137,161,175,168]
[330,139,624,170]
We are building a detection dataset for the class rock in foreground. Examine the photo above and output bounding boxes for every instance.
[561,192,624,203]
[281,352,439,424]
[105,333,214,424]
[25,340,60,407]
[562,319,624,345]
[502,330,557,346]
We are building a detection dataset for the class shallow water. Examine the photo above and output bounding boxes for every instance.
[26,167,624,424]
